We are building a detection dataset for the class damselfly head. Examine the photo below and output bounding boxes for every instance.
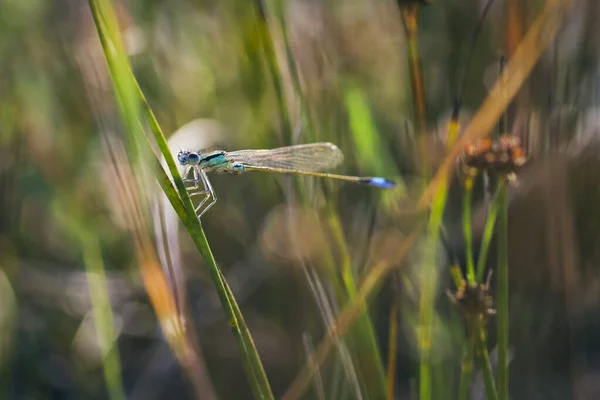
[177,150,201,165]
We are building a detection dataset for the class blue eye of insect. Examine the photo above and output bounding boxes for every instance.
[177,151,188,164]
[177,151,200,165]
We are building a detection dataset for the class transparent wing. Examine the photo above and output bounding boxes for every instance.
[225,142,344,172]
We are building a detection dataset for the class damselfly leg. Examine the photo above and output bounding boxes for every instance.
[182,166,217,219]
[182,166,201,190]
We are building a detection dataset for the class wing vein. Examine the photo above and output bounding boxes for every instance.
[226,142,344,172]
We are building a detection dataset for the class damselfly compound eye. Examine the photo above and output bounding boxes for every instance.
[177,151,189,164]
[177,151,200,165]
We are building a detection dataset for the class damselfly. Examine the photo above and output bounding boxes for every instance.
[177,142,397,219]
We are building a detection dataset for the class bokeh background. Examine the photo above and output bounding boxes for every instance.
[2,0,600,399]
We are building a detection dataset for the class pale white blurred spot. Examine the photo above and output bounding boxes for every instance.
[159,314,183,339]
[259,204,327,264]
[162,118,225,179]
[573,107,600,152]
[64,275,94,316]
[123,26,146,56]
[72,311,123,368]
[153,119,224,309]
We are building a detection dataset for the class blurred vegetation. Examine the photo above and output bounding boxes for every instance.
[2,0,600,399]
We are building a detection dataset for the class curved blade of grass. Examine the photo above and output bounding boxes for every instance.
[281,227,422,400]
[53,198,126,400]
[386,302,399,400]
[418,182,447,400]
[101,134,220,398]
[475,184,502,282]
[463,178,476,285]
[344,84,406,212]
[137,78,274,400]
[80,232,127,400]
[87,1,274,399]
[477,326,498,400]
[270,0,317,141]
[326,208,387,400]
[496,54,510,400]
[253,0,293,145]
[458,327,476,400]
[496,185,509,400]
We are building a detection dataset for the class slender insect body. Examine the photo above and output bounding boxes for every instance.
[176,142,396,220]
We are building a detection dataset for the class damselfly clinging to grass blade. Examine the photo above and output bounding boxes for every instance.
[177,142,397,220]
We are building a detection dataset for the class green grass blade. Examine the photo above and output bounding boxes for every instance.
[87,1,274,398]
[476,183,504,282]
[80,233,127,400]
[253,0,293,144]
[458,333,476,400]
[477,326,498,400]
[419,181,448,400]
[462,179,476,284]
[496,185,509,399]
[53,198,126,400]
[327,209,388,399]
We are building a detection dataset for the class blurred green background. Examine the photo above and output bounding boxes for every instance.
[2,0,600,399]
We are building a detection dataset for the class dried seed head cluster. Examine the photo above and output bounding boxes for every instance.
[459,135,527,182]
[449,275,496,326]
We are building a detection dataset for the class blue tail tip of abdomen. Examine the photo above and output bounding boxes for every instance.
[363,177,397,189]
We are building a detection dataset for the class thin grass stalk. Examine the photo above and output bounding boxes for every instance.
[416,97,463,400]
[328,357,344,400]
[80,232,127,400]
[303,334,326,400]
[418,183,447,400]
[87,1,274,398]
[451,264,475,400]
[265,11,383,394]
[271,0,316,140]
[475,184,503,282]
[53,194,127,400]
[458,328,476,400]
[142,83,276,400]
[101,133,202,392]
[462,177,476,284]
[254,0,294,144]
[400,6,440,399]
[477,325,498,400]
[399,2,429,188]
[496,184,509,399]
[386,302,398,400]
[496,56,510,400]
[455,0,497,109]
[327,209,387,399]
[281,228,422,400]
[302,264,365,400]
[400,4,427,136]
[268,10,388,396]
